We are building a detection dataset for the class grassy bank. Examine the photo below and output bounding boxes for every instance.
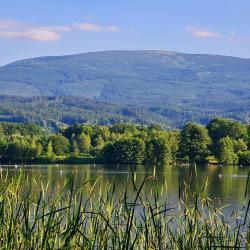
[0,169,249,249]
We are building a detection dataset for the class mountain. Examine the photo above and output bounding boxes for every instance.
[0,50,250,128]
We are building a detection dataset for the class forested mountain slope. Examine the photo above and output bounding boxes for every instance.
[0,50,249,128]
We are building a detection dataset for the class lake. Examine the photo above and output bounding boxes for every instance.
[1,164,250,216]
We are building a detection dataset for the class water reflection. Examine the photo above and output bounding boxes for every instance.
[1,164,249,213]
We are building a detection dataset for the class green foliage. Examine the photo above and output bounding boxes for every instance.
[49,134,70,156]
[145,137,171,163]
[0,117,249,165]
[71,140,80,157]
[238,151,250,165]
[207,118,248,143]
[206,118,250,164]
[0,96,167,131]
[206,155,219,163]
[233,139,248,153]
[46,141,54,159]
[218,136,238,165]
[7,136,31,163]
[0,139,8,159]
[29,139,42,159]
[110,123,139,134]
[94,135,105,150]
[78,134,91,153]
[247,125,250,148]
[0,123,8,159]
[179,123,211,163]
[104,138,145,164]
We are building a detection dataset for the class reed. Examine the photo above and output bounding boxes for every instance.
[0,168,249,249]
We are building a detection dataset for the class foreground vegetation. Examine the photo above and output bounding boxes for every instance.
[0,169,249,249]
[0,117,250,165]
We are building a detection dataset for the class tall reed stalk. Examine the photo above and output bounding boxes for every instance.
[0,168,249,249]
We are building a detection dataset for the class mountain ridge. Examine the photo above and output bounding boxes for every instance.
[4,50,250,67]
[0,50,250,128]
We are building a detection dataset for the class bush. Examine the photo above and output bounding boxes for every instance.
[238,151,250,165]
[206,155,219,164]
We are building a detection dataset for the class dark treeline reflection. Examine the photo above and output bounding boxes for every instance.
[2,164,250,214]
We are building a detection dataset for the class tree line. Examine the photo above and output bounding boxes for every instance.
[0,118,250,165]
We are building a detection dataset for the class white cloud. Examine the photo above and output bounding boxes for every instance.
[75,23,120,32]
[0,19,67,41]
[41,26,72,32]
[0,19,21,29]
[0,18,120,41]
[0,29,60,41]
[186,25,221,38]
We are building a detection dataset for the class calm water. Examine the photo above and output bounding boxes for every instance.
[1,164,250,215]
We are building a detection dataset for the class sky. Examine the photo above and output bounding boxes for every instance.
[0,0,250,65]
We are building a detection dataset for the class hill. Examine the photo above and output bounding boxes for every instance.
[0,50,250,127]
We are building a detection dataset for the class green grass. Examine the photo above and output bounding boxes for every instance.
[0,168,250,249]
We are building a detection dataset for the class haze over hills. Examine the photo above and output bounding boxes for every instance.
[0,50,250,129]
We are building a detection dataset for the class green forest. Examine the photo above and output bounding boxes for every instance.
[0,95,248,130]
[0,96,168,131]
[0,117,250,165]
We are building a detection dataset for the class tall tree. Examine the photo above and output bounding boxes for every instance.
[145,137,172,163]
[72,140,80,157]
[7,135,31,163]
[104,138,145,164]
[207,118,248,142]
[46,141,54,158]
[78,133,91,153]
[218,136,238,165]
[207,118,248,157]
[179,123,211,163]
[50,134,70,156]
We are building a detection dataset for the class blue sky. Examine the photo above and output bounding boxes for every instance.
[0,0,249,65]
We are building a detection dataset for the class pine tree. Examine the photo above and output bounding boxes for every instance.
[72,140,80,157]
[78,134,91,153]
[46,141,54,159]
